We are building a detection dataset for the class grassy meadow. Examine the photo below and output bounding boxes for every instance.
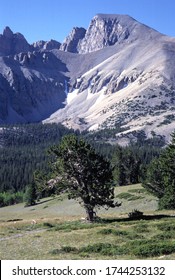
[0,184,175,260]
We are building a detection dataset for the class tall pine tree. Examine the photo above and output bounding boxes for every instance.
[143,132,175,209]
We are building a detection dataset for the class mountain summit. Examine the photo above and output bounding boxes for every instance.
[60,14,162,54]
[0,14,175,143]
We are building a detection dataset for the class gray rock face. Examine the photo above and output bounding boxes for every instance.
[60,27,86,53]
[3,26,13,38]
[78,14,161,54]
[43,39,61,50]
[32,40,46,50]
[0,26,31,56]
[77,14,131,53]
[33,39,61,51]
[59,14,161,54]
[0,51,68,122]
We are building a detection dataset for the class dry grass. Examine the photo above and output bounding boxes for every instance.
[0,184,175,260]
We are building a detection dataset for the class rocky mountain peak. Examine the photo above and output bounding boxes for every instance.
[32,39,61,51]
[43,39,61,50]
[60,27,86,53]
[71,13,160,54]
[0,26,31,56]
[76,14,134,53]
[32,40,46,50]
[3,26,13,38]
[59,14,134,54]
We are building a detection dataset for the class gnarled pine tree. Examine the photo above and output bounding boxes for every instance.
[49,134,120,221]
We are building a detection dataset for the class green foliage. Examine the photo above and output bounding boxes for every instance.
[116,192,135,200]
[116,192,144,201]
[156,222,175,231]
[112,146,140,185]
[46,216,175,258]
[98,228,142,240]
[143,131,175,209]
[0,123,74,194]
[97,228,114,235]
[60,246,78,253]
[0,191,24,207]
[43,222,55,228]
[128,188,147,194]
[142,158,164,198]
[50,246,78,255]
[111,139,163,186]
[79,243,128,256]
[46,221,101,232]
[0,123,165,208]
[131,240,175,257]
[24,181,37,207]
[0,125,164,192]
[152,232,175,240]
[49,134,120,221]
[133,223,150,233]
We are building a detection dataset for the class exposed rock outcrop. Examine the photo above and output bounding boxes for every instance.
[33,39,61,51]
[61,14,161,54]
[60,27,86,53]
[0,26,31,56]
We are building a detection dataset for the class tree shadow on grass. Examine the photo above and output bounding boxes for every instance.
[34,197,56,206]
[98,214,175,224]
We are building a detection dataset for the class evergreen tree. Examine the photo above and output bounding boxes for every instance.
[111,146,141,186]
[143,132,175,209]
[24,181,37,206]
[49,134,120,221]
[111,146,126,185]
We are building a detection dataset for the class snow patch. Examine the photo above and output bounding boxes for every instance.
[66,89,79,104]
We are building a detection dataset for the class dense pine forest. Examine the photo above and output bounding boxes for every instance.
[0,123,166,207]
[0,124,75,201]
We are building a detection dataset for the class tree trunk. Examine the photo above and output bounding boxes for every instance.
[85,206,94,222]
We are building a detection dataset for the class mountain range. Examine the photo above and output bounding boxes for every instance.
[0,14,175,144]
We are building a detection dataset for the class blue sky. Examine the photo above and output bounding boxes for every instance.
[0,0,174,43]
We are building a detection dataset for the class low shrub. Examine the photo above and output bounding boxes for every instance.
[50,246,77,255]
[134,223,150,233]
[53,221,101,232]
[98,228,114,235]
[79,243,129,256]
[157,223,175,232]
[152,232,175,240]
[128,209,143,219]
[98,228,143,240]
[60,246,78,253]
[43,222,55,228]
[132,241,175,257]
[50,249,60,255]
